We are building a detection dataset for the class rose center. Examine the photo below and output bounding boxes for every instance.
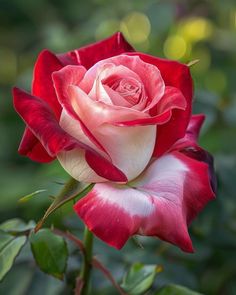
[109,77,145,105]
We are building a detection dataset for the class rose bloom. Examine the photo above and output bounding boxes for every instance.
[13,32,216,252]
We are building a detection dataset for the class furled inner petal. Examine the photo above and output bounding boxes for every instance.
[79,54,165,111]
[105,76,147,107]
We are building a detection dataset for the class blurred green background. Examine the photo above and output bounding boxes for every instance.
[0,0,236,294]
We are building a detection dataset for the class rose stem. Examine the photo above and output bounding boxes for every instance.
[80,226,94,295]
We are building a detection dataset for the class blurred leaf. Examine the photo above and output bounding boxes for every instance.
[0,263,65,295]
[0,231,26,281]
[156,284,202,295]
[121,262,161,295]
[18,189,47,203]
[30,229,68,280]
[0,218,35,233]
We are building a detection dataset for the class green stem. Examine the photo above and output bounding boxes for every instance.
[80,226,94,295]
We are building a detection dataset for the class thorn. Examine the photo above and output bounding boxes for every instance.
[187,59,200,67]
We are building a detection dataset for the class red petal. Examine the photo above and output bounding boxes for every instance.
[18,128,54,163]
[58,32,135,69]
[74,152,215,252]
[13,87,127,182]
[32,49,63,118]
[170,115,217,195]
[19,49,64,162]
[171,114,205,150]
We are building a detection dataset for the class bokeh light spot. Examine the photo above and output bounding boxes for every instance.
[163,35,187,60]
[120,12,151,44]
[179,17,213,42]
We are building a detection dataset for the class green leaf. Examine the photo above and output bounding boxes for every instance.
[35,181,93,232]
[156,284,203,295]
[121,262,161,295]
[30,229,68,280]
[0,231,27,281]
[0,218,35,233]
[18,189,47,203]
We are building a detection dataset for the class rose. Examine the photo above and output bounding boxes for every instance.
[13,32,216,252]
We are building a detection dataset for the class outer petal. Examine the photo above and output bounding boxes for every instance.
[13,87,127,182]
[171,114,217,195]
[18,128,54,163]
[171,114,205,150]
[127,52,193,156]
[74,152,215,252]
[19,50,64,162]
[57,32,135,69]
[32,49,63,117]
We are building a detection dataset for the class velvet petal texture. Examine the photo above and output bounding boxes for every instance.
[74,150,215,252]
[13,87,127,182]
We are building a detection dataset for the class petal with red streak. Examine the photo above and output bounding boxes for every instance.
[52,65,108,154]
[74,152,215,252]
[19,49,64,162]
[18,128,54,163]
[13,87,127,182]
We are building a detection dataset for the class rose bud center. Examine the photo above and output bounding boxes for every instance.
[106,76,146,106]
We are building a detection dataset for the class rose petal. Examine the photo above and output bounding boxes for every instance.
[115,86,187,126]
[18,50,64,162]
[52,66,109,154]
[18,128,54,163]
[95,123,156,181]
[169,114,217,195]
[57,110,106,183]
[86,63,142,105]
[57,32,135,69]
[32,49,63,117]
[67,85,149,127]
[82,55,165,110]
[59,99,156,181]
[127,52,193,156]
[74,152,215,251]
[13,87,127,182]
[170,114,205,151]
